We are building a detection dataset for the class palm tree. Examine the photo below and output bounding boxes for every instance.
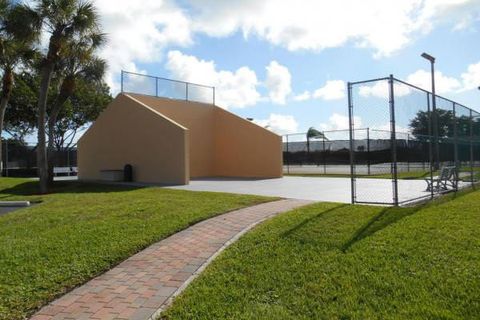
[34,0,101,193]
[0,1,39,176]
[47,31,106,184]
[306,127,328,154]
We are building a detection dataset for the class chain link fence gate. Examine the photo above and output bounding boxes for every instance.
[348,75,480,206]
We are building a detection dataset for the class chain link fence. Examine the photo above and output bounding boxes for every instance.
[348,75,480,205]
[283,128,434,177]
[121,71,216,105]
[1,140,77,177]
[284,129,356,175]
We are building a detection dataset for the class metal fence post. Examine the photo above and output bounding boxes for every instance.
[4,140,8,177]
[120,70,124,93]
[470,109,474,188]
[348,82,356,204]
[322,133,326,174]
[389,75,399,206]
[367,127,371,175]
[453,103,459,191]
[427,92,434,200]
[213,87,216,105]
[286,134,290,174]
[66,147,70,176]
[407,133,410,172]
[185,83,189,101]
[155,77,158,97]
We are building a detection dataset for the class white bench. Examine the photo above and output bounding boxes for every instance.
[53,167,78,176]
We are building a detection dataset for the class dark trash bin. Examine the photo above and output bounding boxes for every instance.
[124,164,133,182]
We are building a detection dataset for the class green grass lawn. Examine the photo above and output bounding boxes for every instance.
[0,178,272,320]
[163,189,480,319]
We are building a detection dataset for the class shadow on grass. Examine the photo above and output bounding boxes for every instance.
[341,203,428,253]
[0,180,146,199]
[340,183,480,252]
[280,204,349,238]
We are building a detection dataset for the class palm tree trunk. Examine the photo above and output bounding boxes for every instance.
[37,63,55,193]
[47,95,69,184]
[47,111,57,186]
[47,76,75,184]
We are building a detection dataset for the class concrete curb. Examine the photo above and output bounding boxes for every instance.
[0,201,30,207]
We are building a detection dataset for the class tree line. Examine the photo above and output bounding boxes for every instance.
[0,0,112,192]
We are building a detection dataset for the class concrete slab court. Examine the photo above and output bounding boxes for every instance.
[167,176,435,204]
[30,199,311,320]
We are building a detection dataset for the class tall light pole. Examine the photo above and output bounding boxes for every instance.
[421,52,440,170]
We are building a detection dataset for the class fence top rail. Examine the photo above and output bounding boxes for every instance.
[434,93,467,108]
[121,70,215,90]
[394,77,470,109]
[283,128,370,137]
[351,74,478,114]
[392,77,430,94]
[348,77,390,86]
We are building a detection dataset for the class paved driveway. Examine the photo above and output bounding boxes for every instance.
[167,176,434,204]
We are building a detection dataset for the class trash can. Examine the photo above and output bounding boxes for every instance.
[124,164,133,182]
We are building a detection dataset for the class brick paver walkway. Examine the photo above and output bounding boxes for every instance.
[31,199,311,320]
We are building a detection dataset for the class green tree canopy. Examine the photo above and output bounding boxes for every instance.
[409,109,480,141]
[52,78,112,150]
[4,70,112,147]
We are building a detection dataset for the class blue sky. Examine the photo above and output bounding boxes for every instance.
[41,1,480,139]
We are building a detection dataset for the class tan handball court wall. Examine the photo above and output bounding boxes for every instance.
[213,107,283,178]
[131,94,283,179]
[78,94,189,184]
[78,93,282,184]
[129,94,216,178]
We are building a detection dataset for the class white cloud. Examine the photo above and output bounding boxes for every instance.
[165,50,260,108]
[358,67,476,98]
[319,113,362,131]
[265,61,292,105]
[186,0,479,57]
[461,61,480,91]
[88,0,479,93]
[253,114,298,134]
[313,80,346,100]
[406,69,461,94]
[358,80,412,99]
[418,0,480,32]
[95,0,192,92]
[293,91,311,102]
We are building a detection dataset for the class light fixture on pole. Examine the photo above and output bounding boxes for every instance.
[421,52,440,170]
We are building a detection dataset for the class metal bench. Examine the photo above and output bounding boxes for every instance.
[424,166,458,192]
